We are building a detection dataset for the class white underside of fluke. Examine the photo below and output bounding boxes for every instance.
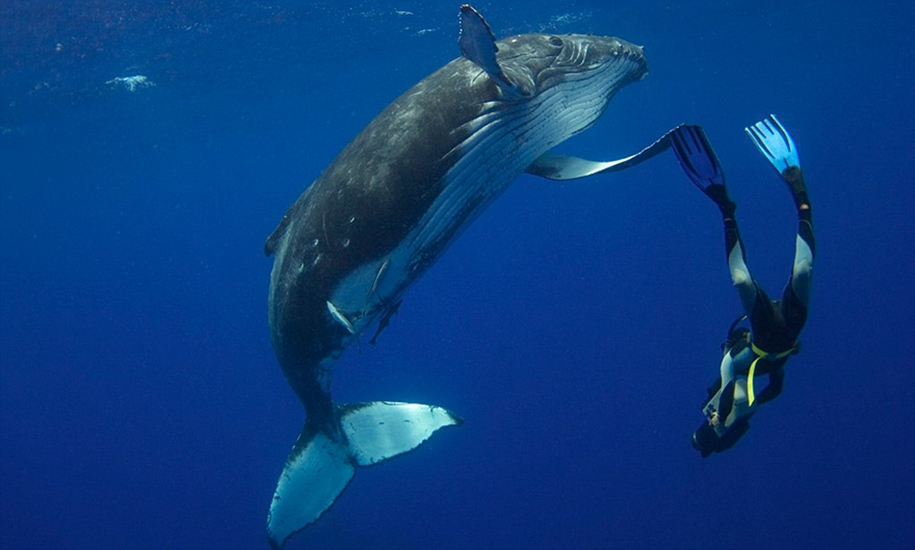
[266,401,462,549]
[267,431,354,550]
[342,401,462,465]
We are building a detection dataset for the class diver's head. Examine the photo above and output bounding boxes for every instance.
[691,423,718,458]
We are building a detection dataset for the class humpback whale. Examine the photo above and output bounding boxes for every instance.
[264,5,672,548]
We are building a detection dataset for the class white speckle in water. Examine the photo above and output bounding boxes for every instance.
[313,239,319,247]
[106,75,155,92]
[342,238,351,248]
[313,254,322,266]
[348,215,356,223]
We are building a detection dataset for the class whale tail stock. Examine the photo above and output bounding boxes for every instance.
[267,401,463,549]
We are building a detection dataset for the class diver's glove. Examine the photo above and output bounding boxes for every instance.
[670,125,735,215]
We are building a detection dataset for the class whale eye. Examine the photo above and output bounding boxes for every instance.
[548,36,563,47]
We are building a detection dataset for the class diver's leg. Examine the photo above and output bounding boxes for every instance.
[784,167,815,308]
[772,167,815,341]
[745,115,814,310]
[721,205,759,316]
[669,125,758,313]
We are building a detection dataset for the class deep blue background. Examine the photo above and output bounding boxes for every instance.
[2,1,913,549]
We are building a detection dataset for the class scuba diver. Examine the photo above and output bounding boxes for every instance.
[669,116,815,457]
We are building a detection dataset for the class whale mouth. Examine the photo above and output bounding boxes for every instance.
[608,38,648,82]
[629,50,648,80]
[630,45,649,80]
[564,39,648,98]
[548,35,649,91]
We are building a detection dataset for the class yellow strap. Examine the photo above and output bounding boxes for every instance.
[747,356,762,406]
[751,342,796,360]
[747,342,797,407]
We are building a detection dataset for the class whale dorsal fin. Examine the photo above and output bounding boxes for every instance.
[458,5,527,99]
[265,214,290,256]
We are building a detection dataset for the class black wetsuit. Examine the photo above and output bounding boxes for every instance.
[692,166,815,457]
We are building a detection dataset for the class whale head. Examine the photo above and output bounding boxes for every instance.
[492,33,648,134]
[499,33,647,89]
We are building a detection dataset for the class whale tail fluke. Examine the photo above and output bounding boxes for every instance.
[267,401,462,549]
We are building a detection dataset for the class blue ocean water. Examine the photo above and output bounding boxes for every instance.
[2,1,913,548]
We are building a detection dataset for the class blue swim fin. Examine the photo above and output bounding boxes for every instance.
[745,114,799,173]
[670,125,730,207]
[670,125,724,189]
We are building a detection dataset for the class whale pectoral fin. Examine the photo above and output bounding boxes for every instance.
[340,401,463,466]
[526,153,623,180]
[267,428,355,550]
[459,5,528,99]
[525,125,683,181]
